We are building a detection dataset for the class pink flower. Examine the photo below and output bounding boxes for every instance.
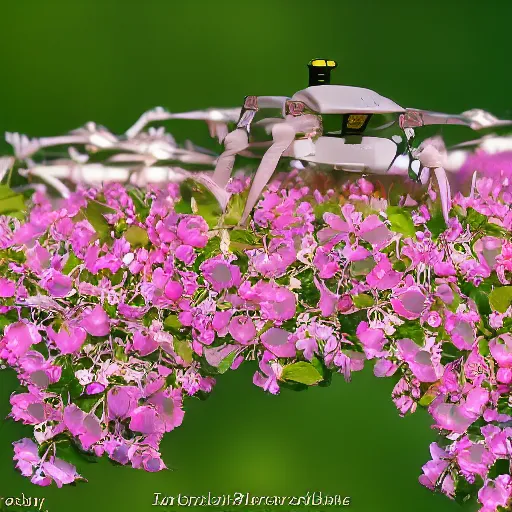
[107,386,142,420]
[200,257,241,292]
[314,277,339,317]
[474,236,502,270]
[313,247,340,279]
[79,305,111,337]
[445,310,478,350]
[13,438,41,477]
[478,475,512,512]
[253,351,282,395]
[0,322,41,362]
[129,406,165,435]
[260,328,295,358]
[425,311,442,328]
[175,244,196,265]
[177,216,209,248]
[390,280,426,320]
[10,392,49,424]
[164,280,184,301]
[418,443,454,497]
[128,444,166,472]
[366,255,402,290]
[489,334,512,368]
[374,358,398,377]
[481,425,511,458]
[455,436,495,478]
[429,388,489,433]
[40,269,73,298]
[250,238,296,278]
[0,277,16,297]
[211,310,233,337]
[133,331,158,356]
[118,303,147,320]
[229,316,256,344]
[239,281,296,322]
[397,338,441,382]
[47,323,87,354]
[147,388,185,432]
[356,322,387,359]
[41,458,81,488]
[358,215,392,247]
[295,335,318,361]
[63,405,104,450]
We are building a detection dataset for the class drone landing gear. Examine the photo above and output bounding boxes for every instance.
[240,123,297,224]
[212,128,249,188]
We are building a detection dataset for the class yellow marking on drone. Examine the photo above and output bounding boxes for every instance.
[347,115,368,129]
[311,59,327,67]
[326,60,337,67]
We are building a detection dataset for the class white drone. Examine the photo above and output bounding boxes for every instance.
[2,107,241,196]
[208,59,512,223]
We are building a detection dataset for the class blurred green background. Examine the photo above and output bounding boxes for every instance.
[0,0,511,511]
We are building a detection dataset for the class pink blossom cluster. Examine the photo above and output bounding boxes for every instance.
[0,169,511,511]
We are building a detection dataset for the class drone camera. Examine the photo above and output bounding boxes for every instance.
[308,58,337,87]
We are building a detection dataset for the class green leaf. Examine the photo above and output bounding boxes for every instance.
[338,309,367,337]
[217,350,238,374]
[425,207,447,240]
[203,343,238,373]
[393,319,425,346]
[113,342,128,362]
[281,361,323,385]
[489,286,512,313]
[487,458,511,479]
[0,308,19,334]
[223,192,248,226]
[173,339,194,364]
[193,236,221,271]
[418,382,440,407]
[478,339,490,357]
[484,222,507,238]
[352,293,374,309]
[418,393,436,407]
[311,355,332,387]
[180,179,222,229]
[349,257,376,277]
[56,439,98,467]
[470,288,491,317]
[47,357,84,400]
[0,185,25,215]
[312,200,340,222]
[127,189,151,221]
[62,251,81,275]
[466,208,487,230]
[388,180,408,206]
[124,225,149,248]
[164,314,182,332]
[79,200,116,244]
[296,268,320,306]
[229,229,262,253]
[454,475,483,506]
[386,206,416,237]
[75,396,99,413]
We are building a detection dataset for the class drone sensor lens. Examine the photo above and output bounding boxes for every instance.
[347,115,368,130]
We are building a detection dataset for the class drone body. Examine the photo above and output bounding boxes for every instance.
[212,59,512,223]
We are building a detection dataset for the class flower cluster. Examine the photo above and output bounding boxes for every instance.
[0,166,512,511]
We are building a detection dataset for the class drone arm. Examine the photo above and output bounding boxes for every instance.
[125,107,173,138]
[212,128,249,188]
[433,167,452,222]
[401,109,470,129]
[402,108,512,131]
[240,122,297,224]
